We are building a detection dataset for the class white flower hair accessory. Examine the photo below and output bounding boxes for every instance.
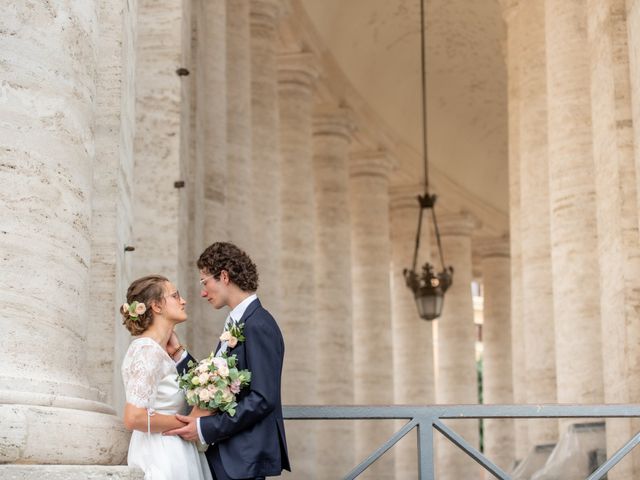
[122,301,146,321]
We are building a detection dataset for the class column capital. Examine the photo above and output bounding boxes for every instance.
[475,236,510,259]
[277,52,319,88]
[349,149,394,179]
[438,212,480,237]
[250,0,283,29]
[389,184,424,211]
[498,0,520,23]
[312,105,354,140]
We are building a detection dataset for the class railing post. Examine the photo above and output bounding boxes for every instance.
[417,416,435,480]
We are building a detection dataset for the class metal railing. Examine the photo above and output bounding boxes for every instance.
[283,404,640,480]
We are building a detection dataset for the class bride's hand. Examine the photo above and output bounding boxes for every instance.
[189,406,215,418]
[166,330,181,355]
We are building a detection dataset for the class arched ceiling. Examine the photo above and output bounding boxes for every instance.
[299,0,508,219]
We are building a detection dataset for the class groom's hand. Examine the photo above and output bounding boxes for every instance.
[167,330,181,354]
[163,414,199,442]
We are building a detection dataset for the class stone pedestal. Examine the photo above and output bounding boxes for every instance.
[0,0,129,465]
[435,213,480,480]
[0,466,143,480]
[277,52,319,479]
[313,107,355,479]
[349,150,395,479]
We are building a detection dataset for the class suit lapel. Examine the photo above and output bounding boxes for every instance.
[214,298,261,354]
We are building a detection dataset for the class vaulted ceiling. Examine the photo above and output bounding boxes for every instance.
[299,0,508,233]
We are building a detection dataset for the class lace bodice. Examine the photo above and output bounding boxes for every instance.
[121,337,179,409]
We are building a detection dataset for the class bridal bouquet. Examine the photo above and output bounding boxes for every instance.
[178,353,251,416]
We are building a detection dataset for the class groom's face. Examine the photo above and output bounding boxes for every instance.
[200,269,228,309]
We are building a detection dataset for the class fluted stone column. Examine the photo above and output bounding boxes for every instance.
[190,0,228,357]
[277,52,318,479]
[350,150,395,479]
[435,213,480,480]
[478,239,514,472]
[545,0,604,406]
[390,185,436,480]
[499,0,529,461]
[197,0,227,243]
[629,0,640,222]
[132,0,187,283]
[519,0,558,448]
[226,0,253,253]
[313,107,355,479]
[88,0,138,413]
[0,0,130,466]
[250,0,282,317]
[588,1,640,477]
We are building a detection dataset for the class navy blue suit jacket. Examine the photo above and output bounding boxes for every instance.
[178,299,290,479]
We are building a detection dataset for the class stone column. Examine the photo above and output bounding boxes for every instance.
[87,0,138,412]
[226,0,253,253]
[349,150,395,479]
[389,185,436,480]
[277,52,318,479]
[250,0,282,317]
[0,0,129,466]
[545,0,604,405]
[478,239,514,472]
[435,213,480,480]
[191,0,228,357]
[313,106,355,479]
[499,0,529,461]
[132,0,187,283]
[588,1,640,477]
[629,0,640,223]
[518,0,558,448]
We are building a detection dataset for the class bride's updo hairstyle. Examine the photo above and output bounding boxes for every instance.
[121,274,169,336]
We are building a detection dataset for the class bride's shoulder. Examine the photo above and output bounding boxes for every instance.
[123,337,167,362]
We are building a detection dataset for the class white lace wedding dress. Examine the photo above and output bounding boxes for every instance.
[121,337,213,480]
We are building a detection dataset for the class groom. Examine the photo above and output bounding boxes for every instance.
[165,242,290,480]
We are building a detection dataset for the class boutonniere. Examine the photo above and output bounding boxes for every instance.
[220,320,246,349]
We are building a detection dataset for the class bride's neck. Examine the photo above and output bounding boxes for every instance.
[142,318,173,347]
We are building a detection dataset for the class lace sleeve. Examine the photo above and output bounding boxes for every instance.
[121,340,169,408]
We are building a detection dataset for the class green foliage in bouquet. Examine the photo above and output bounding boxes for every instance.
[178,353,251,417]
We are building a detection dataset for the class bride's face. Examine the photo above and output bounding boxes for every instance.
[162,282,187,324]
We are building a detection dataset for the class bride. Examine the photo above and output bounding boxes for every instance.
[120,274,212,480]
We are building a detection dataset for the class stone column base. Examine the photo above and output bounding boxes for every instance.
[0,466,144,480]
[0,404,130,464]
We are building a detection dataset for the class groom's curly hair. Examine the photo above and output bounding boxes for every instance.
[197,242,259,292]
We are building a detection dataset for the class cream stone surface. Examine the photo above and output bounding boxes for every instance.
[226,0,254,253]
[277,52,318,479]
[0,466,143,480]
[0,0,129,464]
[435,213,480,480]
[545,0,604,405]
[478,239,514,472]
[349,150,395,479]
[501,0,529,462]
[518,0,558,448]
[132,0,185,282]
[190,0,228,357]
[629,0,640,225]
[588,1,640,477]
[312,106,355,479]
[88,0,137,411]
[249,0,283,321]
